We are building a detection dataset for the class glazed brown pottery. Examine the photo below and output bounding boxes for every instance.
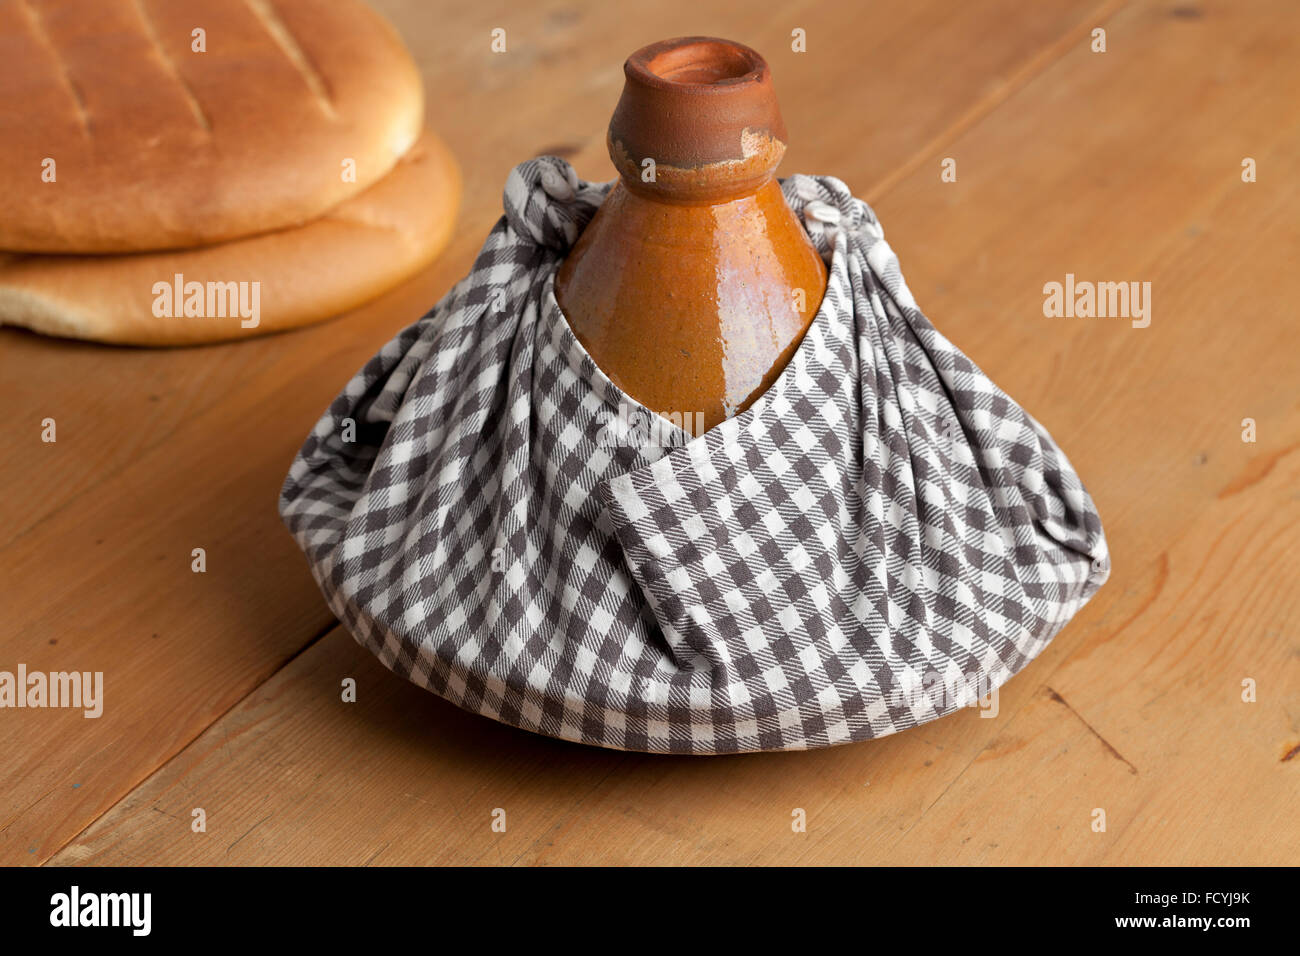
[554,36,828,433]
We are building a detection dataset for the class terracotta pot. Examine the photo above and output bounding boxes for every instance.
[555,36,827,433]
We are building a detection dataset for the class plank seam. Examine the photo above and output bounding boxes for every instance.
[39,620,340,866]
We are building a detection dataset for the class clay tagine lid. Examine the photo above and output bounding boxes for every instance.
[556,36,827,433]
[608,37,788,201]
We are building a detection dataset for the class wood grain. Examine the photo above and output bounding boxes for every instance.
[5,0,1297,866]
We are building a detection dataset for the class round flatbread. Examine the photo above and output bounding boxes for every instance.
[0,129,460,344]
[0,0,424,253]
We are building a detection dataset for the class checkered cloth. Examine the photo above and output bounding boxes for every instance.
[280,156,1109,754]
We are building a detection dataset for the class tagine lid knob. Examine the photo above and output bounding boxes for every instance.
[607,36,789,201]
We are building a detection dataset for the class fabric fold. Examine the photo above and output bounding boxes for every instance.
[280,157,1109,754]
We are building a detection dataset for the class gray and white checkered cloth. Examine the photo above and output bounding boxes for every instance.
[281,157,1109,754]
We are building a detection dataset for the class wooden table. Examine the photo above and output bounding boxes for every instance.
[3,0,1297,866]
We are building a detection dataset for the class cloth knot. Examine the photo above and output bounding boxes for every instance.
[503,156,607,252]
[781,173,882,260]
[505,158,883,260]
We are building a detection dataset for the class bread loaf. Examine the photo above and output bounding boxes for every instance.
[0,129,460,344]
[0,0,424,253]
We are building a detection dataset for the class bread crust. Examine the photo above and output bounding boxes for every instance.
[0,129,460,345]
[0,0,424,253]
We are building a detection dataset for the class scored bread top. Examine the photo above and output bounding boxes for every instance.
[0,0,425,253]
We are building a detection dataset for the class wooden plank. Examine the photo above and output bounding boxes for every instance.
[50,0,1300,864]
[0,0,1114,864]
[0,271,454,864]
[901,468,1300,864]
